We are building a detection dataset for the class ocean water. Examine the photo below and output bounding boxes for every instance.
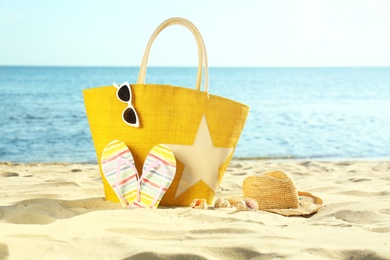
[0,66,390,163]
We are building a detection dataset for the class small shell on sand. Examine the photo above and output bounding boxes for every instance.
[190,199,208,209]
[236,198,259,211]
[214,198,232,208]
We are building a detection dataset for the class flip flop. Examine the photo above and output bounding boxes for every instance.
[132,144,177,209]
[101,140,140,208]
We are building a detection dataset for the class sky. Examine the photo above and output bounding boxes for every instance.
[1,0,390,67]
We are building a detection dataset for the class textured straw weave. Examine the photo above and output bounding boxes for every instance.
[227,171,323,216]
[243,171,299,210]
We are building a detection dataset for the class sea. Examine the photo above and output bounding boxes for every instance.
[1,66,390,163]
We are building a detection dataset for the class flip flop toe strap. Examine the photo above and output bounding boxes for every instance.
[138,159,167,208]
[114,156,140,207]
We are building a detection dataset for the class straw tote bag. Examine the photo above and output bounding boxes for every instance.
[83,17,249,206]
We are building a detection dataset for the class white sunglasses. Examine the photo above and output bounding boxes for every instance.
[113,82,140,128]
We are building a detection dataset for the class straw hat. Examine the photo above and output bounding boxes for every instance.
[241,171,323,216]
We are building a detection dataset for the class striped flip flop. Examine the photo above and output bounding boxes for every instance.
[132,144,177,209]
[101,140,140,208]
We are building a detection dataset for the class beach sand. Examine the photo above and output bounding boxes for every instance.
[1,159,390,259]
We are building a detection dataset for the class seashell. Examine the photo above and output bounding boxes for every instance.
[226,196,246,206]
[190,199,208,209]
[244,198,259,211]
[214,198,232,208]
[236,200,250,211]
[236,198,258,211]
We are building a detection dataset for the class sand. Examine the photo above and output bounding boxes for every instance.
[1,159,390,259]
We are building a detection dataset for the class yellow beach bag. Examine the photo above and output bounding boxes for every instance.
[83,17,249,206]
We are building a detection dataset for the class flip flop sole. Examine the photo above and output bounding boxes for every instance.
[101,140,139,207]
[133,144,176,208]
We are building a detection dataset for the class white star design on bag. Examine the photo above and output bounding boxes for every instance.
[165,115,234,199]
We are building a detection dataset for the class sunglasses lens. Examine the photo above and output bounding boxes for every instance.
[123,107,137,125]
[117,85,131,102]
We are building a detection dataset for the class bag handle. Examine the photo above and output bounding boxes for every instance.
[137,17,209,93]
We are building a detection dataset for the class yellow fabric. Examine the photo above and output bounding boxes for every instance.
[83,83,249,206]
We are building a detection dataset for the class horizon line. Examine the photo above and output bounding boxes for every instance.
[1,65,390,69]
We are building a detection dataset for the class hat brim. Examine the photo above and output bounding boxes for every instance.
[262,191,323,217]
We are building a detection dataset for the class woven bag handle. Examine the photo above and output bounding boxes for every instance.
[137,17,209,93]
